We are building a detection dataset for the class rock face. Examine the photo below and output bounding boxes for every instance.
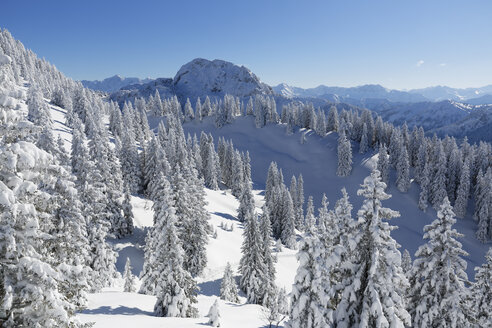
[173,58,273,99]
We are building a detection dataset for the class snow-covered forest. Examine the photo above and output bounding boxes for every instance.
[1,28,491,328]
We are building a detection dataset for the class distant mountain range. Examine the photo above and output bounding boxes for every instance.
[80,59,492,143]
[273,83,492,105]
[81,75,153,93]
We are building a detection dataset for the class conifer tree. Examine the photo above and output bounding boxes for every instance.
[401,249,412,275]
[396,145,410,192]
[288,205,331,328]
[123,257,136,293]
[359,123,369,153]
[195,97,203,121]
[207,299,221,327]
[281,190,297,249]
[151,175,198,318]
[259,210,277,308]
[471,248,492,327]
[237,178,255,222]
[295,175,305,230]
[239,212,266,304]
[418,162,430,212]
[454,158,470,218]
[377,144,390,185]
[220,262,239,303]
[408,197,472,327]
[327,106,339,132]
[0,54,85,326]
[335,170,410,327]
[337,131,352,177]
[184,97,194,121]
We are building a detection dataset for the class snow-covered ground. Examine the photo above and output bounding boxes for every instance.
[45,102,489,327]
[178,116,490,276]
[78,189,296,327]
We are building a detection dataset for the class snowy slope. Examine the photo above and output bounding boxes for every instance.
[179,116,490,277]
[43,88,488,327]
[77,189,297,327]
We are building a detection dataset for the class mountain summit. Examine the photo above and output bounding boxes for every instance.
[173,58,273,98]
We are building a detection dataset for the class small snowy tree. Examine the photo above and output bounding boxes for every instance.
[220,262,239,303]
[123,257,136,293]
[207,299,220,327]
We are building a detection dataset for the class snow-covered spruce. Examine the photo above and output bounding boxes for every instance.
[220,262,239,303]
[239,211,267,304]
[123,258,137,293]
[287,203,332,328]
[148,174,198,318]
[207,299,220,327]
[335,169,410,327]
[408,197,473,327]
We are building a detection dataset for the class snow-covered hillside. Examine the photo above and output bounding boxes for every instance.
[179,116,490,277]
[77,190,297,327]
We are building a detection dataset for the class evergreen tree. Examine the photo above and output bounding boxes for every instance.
[184,97,194,121]
[207,299,221,327]
[151,175,198,318]
[0,54,85,327]
[335,170,410,327]
[281,190,297,249]
[359,123,369,153]
[237,178,255,222]
[471,248,492,327]
[295,175,305,231]
[454,158,470,218]
[430,144,448,209]
[259,210,277,308]
[396,145,410,192]
[327,106,339,132]
[123,257,136,293]
[220,262,239,303]
[337,131,352,177]
[239,212,267,304]
[195,97,203,121]
[408,197,472,327]
[377,144,390,185]
[288,206,332,328]
[401,249,412,276]
[418,162,430,212]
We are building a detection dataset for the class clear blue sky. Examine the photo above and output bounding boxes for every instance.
[1,0,491,90]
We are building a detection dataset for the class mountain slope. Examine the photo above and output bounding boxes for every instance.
[179,116,489,277]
